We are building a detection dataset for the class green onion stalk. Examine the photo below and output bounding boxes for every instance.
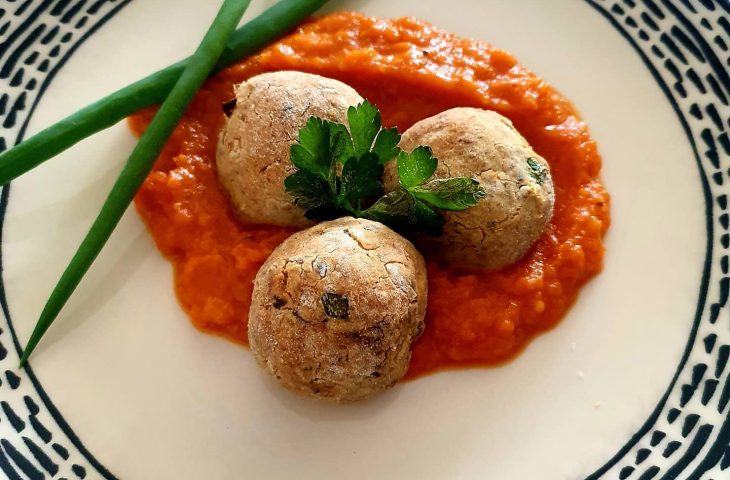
[20,0,255,365]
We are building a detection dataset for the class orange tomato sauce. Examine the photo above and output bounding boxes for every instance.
[131,12,610,379]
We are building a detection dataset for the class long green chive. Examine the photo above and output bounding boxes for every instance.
[19,0,251,365]
[0,0,329,186]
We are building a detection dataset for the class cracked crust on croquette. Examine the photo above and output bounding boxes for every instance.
[216,71,364,228]
[248,217,427,403]
[384,107,555,270]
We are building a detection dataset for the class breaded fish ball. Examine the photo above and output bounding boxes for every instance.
[384,107,554,270]
[248,217,427,402]
[217,71,364,228]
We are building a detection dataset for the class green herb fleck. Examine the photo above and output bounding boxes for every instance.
[527,157,548,185]
[222,98,236,117]
[321,292,349,319]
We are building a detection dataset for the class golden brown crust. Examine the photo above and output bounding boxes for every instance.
[248,217,427,402]
[384,107,554,270]
[216,71,364,228]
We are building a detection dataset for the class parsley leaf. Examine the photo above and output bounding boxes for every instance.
[527,157,548,185]
[290,117,337,182]
[362,190,444,237]
[414,199,444,236]
[397,146,438,188]
[283,169,330,210]
[284,102,486,237]
[331,123,354,164]
[372,127,401,164]
[363,189,417,226]
[395,144,485,218]
[341,152,384,204]
[348,101,382,158]
[410,177,486,211]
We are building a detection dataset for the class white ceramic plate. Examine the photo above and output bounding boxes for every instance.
[1,1,728,479]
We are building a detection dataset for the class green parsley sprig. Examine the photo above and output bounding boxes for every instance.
[527,157,548,185]
[284,101,486,236]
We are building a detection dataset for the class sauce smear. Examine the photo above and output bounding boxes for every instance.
[131,12,610,379]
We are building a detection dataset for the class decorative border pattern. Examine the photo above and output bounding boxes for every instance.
[0,1,128,478]
[0,1,727,479]
[584,1,730,479]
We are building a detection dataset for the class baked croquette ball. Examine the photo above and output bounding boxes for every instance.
[384,107,554,270]
[216,71,364,228]
[248,217,427,403]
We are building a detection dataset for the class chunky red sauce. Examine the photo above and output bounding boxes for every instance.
[131,12,610,379]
